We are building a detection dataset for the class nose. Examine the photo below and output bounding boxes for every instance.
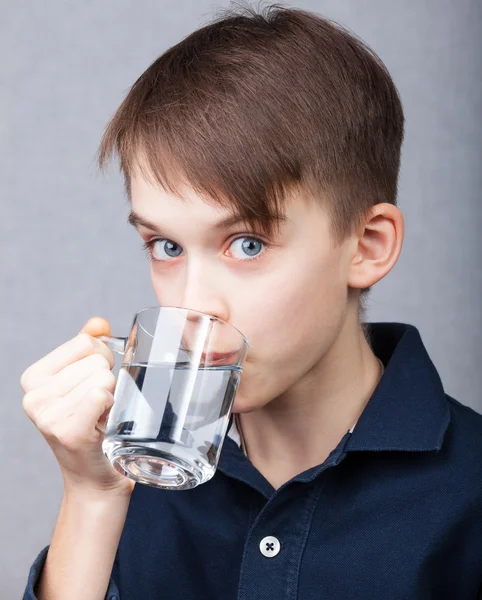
[179,262,230,326]
[171,260,248,364]
[177,275,233,357]
[182,302,228,328]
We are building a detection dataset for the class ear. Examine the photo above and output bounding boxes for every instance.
[347,203,404,290]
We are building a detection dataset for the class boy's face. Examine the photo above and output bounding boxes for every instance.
[129,169,357,412]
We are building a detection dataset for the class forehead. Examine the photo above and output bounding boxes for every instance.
[128,160,328,239]
[132,168,316,212]
[130,168,218,214]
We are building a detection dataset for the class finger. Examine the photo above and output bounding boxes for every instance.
[39,388,115,450]
[23,357,116,417]
[44,353,114,399]
[23,367,116,426]
[61,367,116,413]
[80,317,111,338]
[21,330,114,393]
[68,387,116,446]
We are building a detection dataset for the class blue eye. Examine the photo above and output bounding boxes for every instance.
[141,236,269,263]
[229,237,265,260]
[142,239,183,262]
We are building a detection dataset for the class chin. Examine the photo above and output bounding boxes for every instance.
[232,393,270,414]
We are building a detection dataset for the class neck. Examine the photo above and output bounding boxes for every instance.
[236,313,384,487]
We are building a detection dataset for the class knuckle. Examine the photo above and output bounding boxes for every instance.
[104,390,115,407]
[89,386,110,403]
[35,410,55,434]
[91,387,115,410]
[90,352,111,371]
[96,370,116,392]
[20,369,31,393]
[22,391,37,416]
[20,365,42,393]
[77,332,96,354]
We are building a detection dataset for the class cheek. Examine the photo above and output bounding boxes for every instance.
[235,251,348,407]
[249,247,346,352]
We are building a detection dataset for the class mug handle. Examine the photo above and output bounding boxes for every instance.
[95,335,128,434]
[97,335,128,355]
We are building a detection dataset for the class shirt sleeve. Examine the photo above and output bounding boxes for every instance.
[22,545,121,600]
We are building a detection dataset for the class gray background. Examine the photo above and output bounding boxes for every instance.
[2,0,481,596]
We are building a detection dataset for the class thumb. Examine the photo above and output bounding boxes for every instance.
[80,316,112,338]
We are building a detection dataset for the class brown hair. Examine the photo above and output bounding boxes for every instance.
[97,1,404,316]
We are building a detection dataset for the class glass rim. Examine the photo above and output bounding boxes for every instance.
[133,305,250,348]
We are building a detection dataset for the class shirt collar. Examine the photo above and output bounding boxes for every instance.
[227,322,450,454]
[345,322,450,452]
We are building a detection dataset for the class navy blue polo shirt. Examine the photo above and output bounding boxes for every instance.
[23,322,482,599]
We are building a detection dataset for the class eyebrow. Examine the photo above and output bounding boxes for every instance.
[127,210,287,233]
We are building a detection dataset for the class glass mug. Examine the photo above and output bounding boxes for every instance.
[96,306,249,491]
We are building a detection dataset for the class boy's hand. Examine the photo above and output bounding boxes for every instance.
[20,317,135,497]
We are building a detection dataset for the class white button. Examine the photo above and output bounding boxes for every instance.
[259,536,281,557]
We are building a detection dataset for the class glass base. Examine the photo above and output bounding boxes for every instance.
[107,443,207,490]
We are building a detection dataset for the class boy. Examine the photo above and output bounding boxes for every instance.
[22,3,482,599]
